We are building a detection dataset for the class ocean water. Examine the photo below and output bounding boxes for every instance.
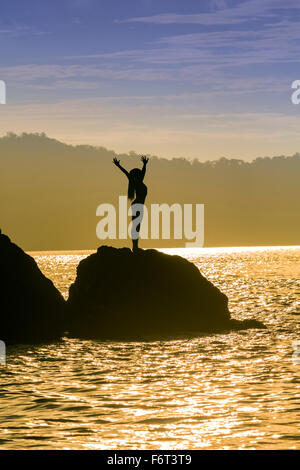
[0,246,299,450]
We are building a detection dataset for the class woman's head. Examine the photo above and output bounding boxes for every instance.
[129,168,142,181]
[128,168,143,200]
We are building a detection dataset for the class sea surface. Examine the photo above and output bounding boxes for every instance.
[1,246,299,450]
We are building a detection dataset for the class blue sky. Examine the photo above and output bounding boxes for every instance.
[1,0,300,159]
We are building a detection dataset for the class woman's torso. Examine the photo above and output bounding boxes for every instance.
[133,181,147,204]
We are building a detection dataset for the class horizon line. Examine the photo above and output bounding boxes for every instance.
[27,245,300,255]
[1,131,300,164]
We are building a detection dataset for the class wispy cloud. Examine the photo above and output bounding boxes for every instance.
[0,62,290,98]
[2,1,297,99]
[118,0,300,25]
[0,63,174,83]
[0,24,49,37]
[63,18,300,87]
[68,0,95,7]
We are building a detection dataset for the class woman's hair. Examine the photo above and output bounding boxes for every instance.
[128,168,142,200]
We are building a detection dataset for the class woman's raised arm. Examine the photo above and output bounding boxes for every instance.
[141,156,149,179]
[113,157,130,178]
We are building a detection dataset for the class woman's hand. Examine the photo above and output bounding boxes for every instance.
[141,156,149,164]
[113,157,120,166]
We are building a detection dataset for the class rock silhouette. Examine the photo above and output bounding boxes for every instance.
[0,233,266,344]
[67,246,266,340]
[0,232,66,344]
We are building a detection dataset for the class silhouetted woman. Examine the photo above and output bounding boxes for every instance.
[113,156,149,252]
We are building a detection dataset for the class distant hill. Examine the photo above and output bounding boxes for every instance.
[1,132,299,250]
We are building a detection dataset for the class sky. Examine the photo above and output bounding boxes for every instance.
[1,0,300,160]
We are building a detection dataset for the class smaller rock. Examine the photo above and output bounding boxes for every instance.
[0,232,66,344]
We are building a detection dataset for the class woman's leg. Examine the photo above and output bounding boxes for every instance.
[131,203,144,252]
[132,236,139,252]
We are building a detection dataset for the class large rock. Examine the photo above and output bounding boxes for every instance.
[0,232,66,344]
[67,246,266,340]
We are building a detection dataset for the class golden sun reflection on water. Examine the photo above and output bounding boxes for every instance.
[1,246,299,450]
